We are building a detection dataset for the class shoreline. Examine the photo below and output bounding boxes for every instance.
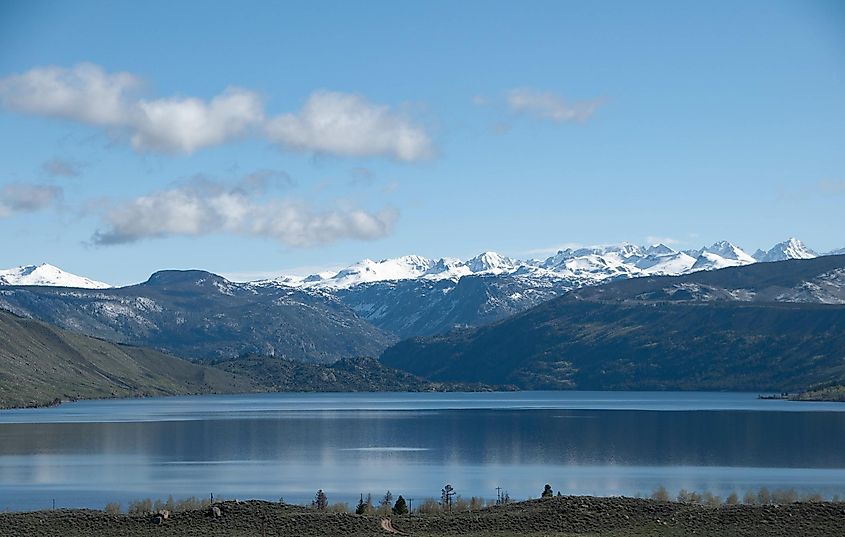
[2,496,844,536]
[5,387,845,412]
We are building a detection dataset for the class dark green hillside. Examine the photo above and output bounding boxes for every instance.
[0,310,253,408]
[0,270,395,363]
[214,355,492,392]
[381,256,845,391]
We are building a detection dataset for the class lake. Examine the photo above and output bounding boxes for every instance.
[1,391,844,511]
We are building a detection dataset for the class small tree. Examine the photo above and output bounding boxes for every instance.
[381,490,394,508]
[393,495,408,515]
[313,489,328,510]
[541,484,554,498]
[441,484,455,512]
[356,493,373,515]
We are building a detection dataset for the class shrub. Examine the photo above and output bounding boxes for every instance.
[771,489,798,504]
[104,502,121,514]
[651,486,670,502]
[725,492,739,505]
[677,490,702,504]
[702,492,721,507]
[417,498,442,514]
[541,484,554,498]
[757,488,771,505]
[128,499,153,515]
[327,502,349,513]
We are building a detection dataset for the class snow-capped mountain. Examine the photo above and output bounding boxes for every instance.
[0,263,110,289]
[753,238,817,262]
[249,238,831,337]
[276,240,771,291]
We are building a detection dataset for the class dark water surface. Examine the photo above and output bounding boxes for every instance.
[1,391,844,511]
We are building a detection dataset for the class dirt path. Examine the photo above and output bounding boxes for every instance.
[380,517,408,535]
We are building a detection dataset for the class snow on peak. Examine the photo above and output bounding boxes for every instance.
[701,241,756,263]
[309,255,437,288]
[466,251,516,273]
[0,263,111,289]
[754,238,817,262]
[254,238,824,290]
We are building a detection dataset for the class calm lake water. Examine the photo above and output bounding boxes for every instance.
[1,391,844,511]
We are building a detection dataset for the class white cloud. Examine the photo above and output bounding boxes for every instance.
[92,175,397,246]
[132,88,264,153]
[0,183,63,217]
[0,63,140,126]
[507,88,602,122]
[1,64,435,160]
[266,91,433,161]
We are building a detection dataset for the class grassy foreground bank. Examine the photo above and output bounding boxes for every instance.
[1,496,844,537]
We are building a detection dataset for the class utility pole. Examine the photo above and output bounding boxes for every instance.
[495,487,502,505]
[407,498,414,515]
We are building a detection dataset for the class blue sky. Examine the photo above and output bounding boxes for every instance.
[0,0,843,285]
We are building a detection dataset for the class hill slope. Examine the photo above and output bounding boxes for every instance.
[0,310,253,408]
[0,270,395,363]
[381,256,845,391]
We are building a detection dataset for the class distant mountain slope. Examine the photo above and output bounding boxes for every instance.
[214,356,490,392]
[0,263,110,289]
[381,256,845,391]
[0,270,395,363]
[335,273,570,338]
[267,237,839,338]
[0,310,252,408]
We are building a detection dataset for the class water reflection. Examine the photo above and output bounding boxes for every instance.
[0,392,843,510]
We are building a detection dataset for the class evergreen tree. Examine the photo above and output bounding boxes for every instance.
[542,484,554,498]
[441,484,455,512]
[392,495,408,515]
[313,489,328,510]
[381,490,394,507]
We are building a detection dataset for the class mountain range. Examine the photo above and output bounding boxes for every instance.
[0,270,394,362]
[0,238,841,363]
[381,255,845,391]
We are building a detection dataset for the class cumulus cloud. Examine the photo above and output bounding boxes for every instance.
[265,91,433,161]
[42,157,86,177]
[0,63,140,126]
[0,64,262,154]
[0,64,435,160]
[132,88,264,153]
[507,88,602,122]
[91,175,397,246]
[0,183,63,217]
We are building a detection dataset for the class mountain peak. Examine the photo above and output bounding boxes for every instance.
[144,269,229,289]
[467,251,515,273]
[0,263,111,289]
[755,238,816,262]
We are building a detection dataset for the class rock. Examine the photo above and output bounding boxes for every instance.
[150,514,164,525]
[211,506,222,518]
[157,510,170,520]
